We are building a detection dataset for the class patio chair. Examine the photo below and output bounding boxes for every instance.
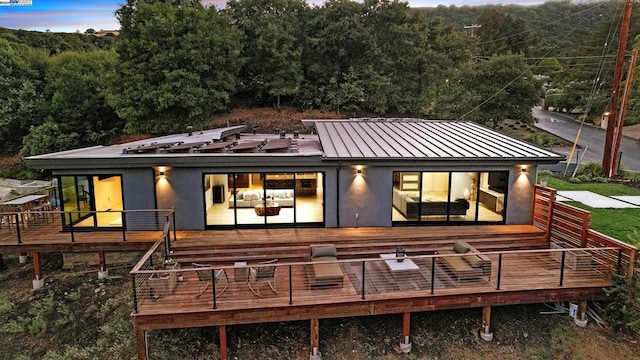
[247,259,279,297]
[193,263,229,298]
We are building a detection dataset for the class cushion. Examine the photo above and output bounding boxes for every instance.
[453,241,469,254]
[311,245,337,259]
[236,190,244,200]
[463,254,483,268]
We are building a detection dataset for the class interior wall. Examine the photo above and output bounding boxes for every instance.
[92,176,122,211]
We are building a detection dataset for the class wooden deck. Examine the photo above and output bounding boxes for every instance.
[131,245,613,331]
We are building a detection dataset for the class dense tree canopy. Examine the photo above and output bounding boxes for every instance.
[1,0,638,161]
[108,0,242,134]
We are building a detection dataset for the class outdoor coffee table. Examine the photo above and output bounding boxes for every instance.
[380,253,420,271]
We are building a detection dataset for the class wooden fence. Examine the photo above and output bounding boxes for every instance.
[532,185,638,281]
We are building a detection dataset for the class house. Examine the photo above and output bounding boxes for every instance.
[23,119,565,231]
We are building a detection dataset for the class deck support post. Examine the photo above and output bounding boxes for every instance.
[219,325,228,360]
[310,318,321,360]
[19,252,28,264]
[32,251,44,290]
[135,328,148,360]
[98,251,108,279]
[0,253,4,269]
[399,312,412,353]
[480,306,493,341]
[574,300,588,327]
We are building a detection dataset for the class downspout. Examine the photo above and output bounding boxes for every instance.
[336,161,341,227]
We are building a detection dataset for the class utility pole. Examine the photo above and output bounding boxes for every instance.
[603,0,633,177]
[464,24,481,37]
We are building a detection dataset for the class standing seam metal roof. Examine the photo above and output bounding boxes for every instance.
[313,119,564,160]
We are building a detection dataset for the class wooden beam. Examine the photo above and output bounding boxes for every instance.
[32,252,41,280]
[135,328,147,360]
[310,318,320,358]
[219,325,228,360]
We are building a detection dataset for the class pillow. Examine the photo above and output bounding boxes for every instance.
[311,245,337,258]
[236,190,244,200]
[453,241,469,254]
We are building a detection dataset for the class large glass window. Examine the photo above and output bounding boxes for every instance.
[205,172,324,228]
[59,175,123,228]
[392,171,506,224]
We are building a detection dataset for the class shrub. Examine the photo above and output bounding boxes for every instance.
[568,177,582,183]
[577,162,603,178]
[592,176,609,183]
[29,316,46,335]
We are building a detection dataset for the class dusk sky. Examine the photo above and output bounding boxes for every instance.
[0,0,547,33]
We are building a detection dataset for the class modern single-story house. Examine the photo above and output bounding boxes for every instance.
[23,119,565,231]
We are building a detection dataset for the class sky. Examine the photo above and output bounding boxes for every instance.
[0,0,547,33]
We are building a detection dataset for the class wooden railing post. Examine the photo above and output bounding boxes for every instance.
[430,257,436,294]
[131,274,139,314]
[628,250,637,282]
[580,212,591,248]
[122,210,127,242]
[68,212,75,243]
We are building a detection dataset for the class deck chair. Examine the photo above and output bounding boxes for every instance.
[193,263,229,298]
[247,259,278,297]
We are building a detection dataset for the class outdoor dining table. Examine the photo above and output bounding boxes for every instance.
[0,194,49,228]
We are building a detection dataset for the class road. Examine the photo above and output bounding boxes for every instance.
[532,106,640,172]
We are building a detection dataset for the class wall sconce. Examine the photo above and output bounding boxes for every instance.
[158,166,167,177]
[355,165,364,175]
[159,170,165,176]
[521,166,527,173]
[357,168,362,174]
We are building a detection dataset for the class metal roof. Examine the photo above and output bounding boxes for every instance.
[313,119,565,161]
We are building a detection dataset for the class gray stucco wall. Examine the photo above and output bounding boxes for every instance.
[337,165,392,228]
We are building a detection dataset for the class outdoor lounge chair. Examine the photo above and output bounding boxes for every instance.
[193,263,229,298]
[248,259,279,297]
[307,244,344,288]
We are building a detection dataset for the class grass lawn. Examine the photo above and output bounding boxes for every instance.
[545,177,640,247]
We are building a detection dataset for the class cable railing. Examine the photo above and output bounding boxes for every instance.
[0,208,175,245]
[130,246,623,315]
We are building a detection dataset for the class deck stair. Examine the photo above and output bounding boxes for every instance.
[169,225,548,266]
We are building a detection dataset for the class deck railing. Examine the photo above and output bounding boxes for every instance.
[130,243,622,314]
[532,185,638,281]
[0,208,176,245]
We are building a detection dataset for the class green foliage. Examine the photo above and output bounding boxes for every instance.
[537,169,553,180]
[20,121,81,157]
[0,291,14,314]
[0,320,23,334]
[109,0,242,134]
[461,54,540,124]
[577,162,603,178]
[43,346,99,360]
[28,316,46,335]
[603,273,640,335]
[568,177,582,183]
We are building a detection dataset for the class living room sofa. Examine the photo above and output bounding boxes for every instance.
[435,241,491,284]
[307,244,344,288]
[229,189,294,208]
[392,188,469,219]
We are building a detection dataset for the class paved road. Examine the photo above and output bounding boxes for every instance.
[532,106,640,172]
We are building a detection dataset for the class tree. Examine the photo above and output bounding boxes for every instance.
[462,54,541,126]
[228,0,306,108]
[108,0,242,134]
[477,8,532,57]
[43,51,123,147]
[0,39,47,154]
[20,122,81,158]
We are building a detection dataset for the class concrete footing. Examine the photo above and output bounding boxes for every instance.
[309,352,321,360]
[98,270,109,280]
[19,255,29,264]
[480,326,494,341]
[32,278,45,290]
[574,316,588,327]
[399,341,412,353]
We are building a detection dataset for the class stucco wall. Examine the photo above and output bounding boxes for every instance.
[338,165,393,228]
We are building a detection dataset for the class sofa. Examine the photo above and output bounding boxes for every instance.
[307,244,344,288]
[229,189,294,208]
[392,188,469,219]
[435,241,491,284]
